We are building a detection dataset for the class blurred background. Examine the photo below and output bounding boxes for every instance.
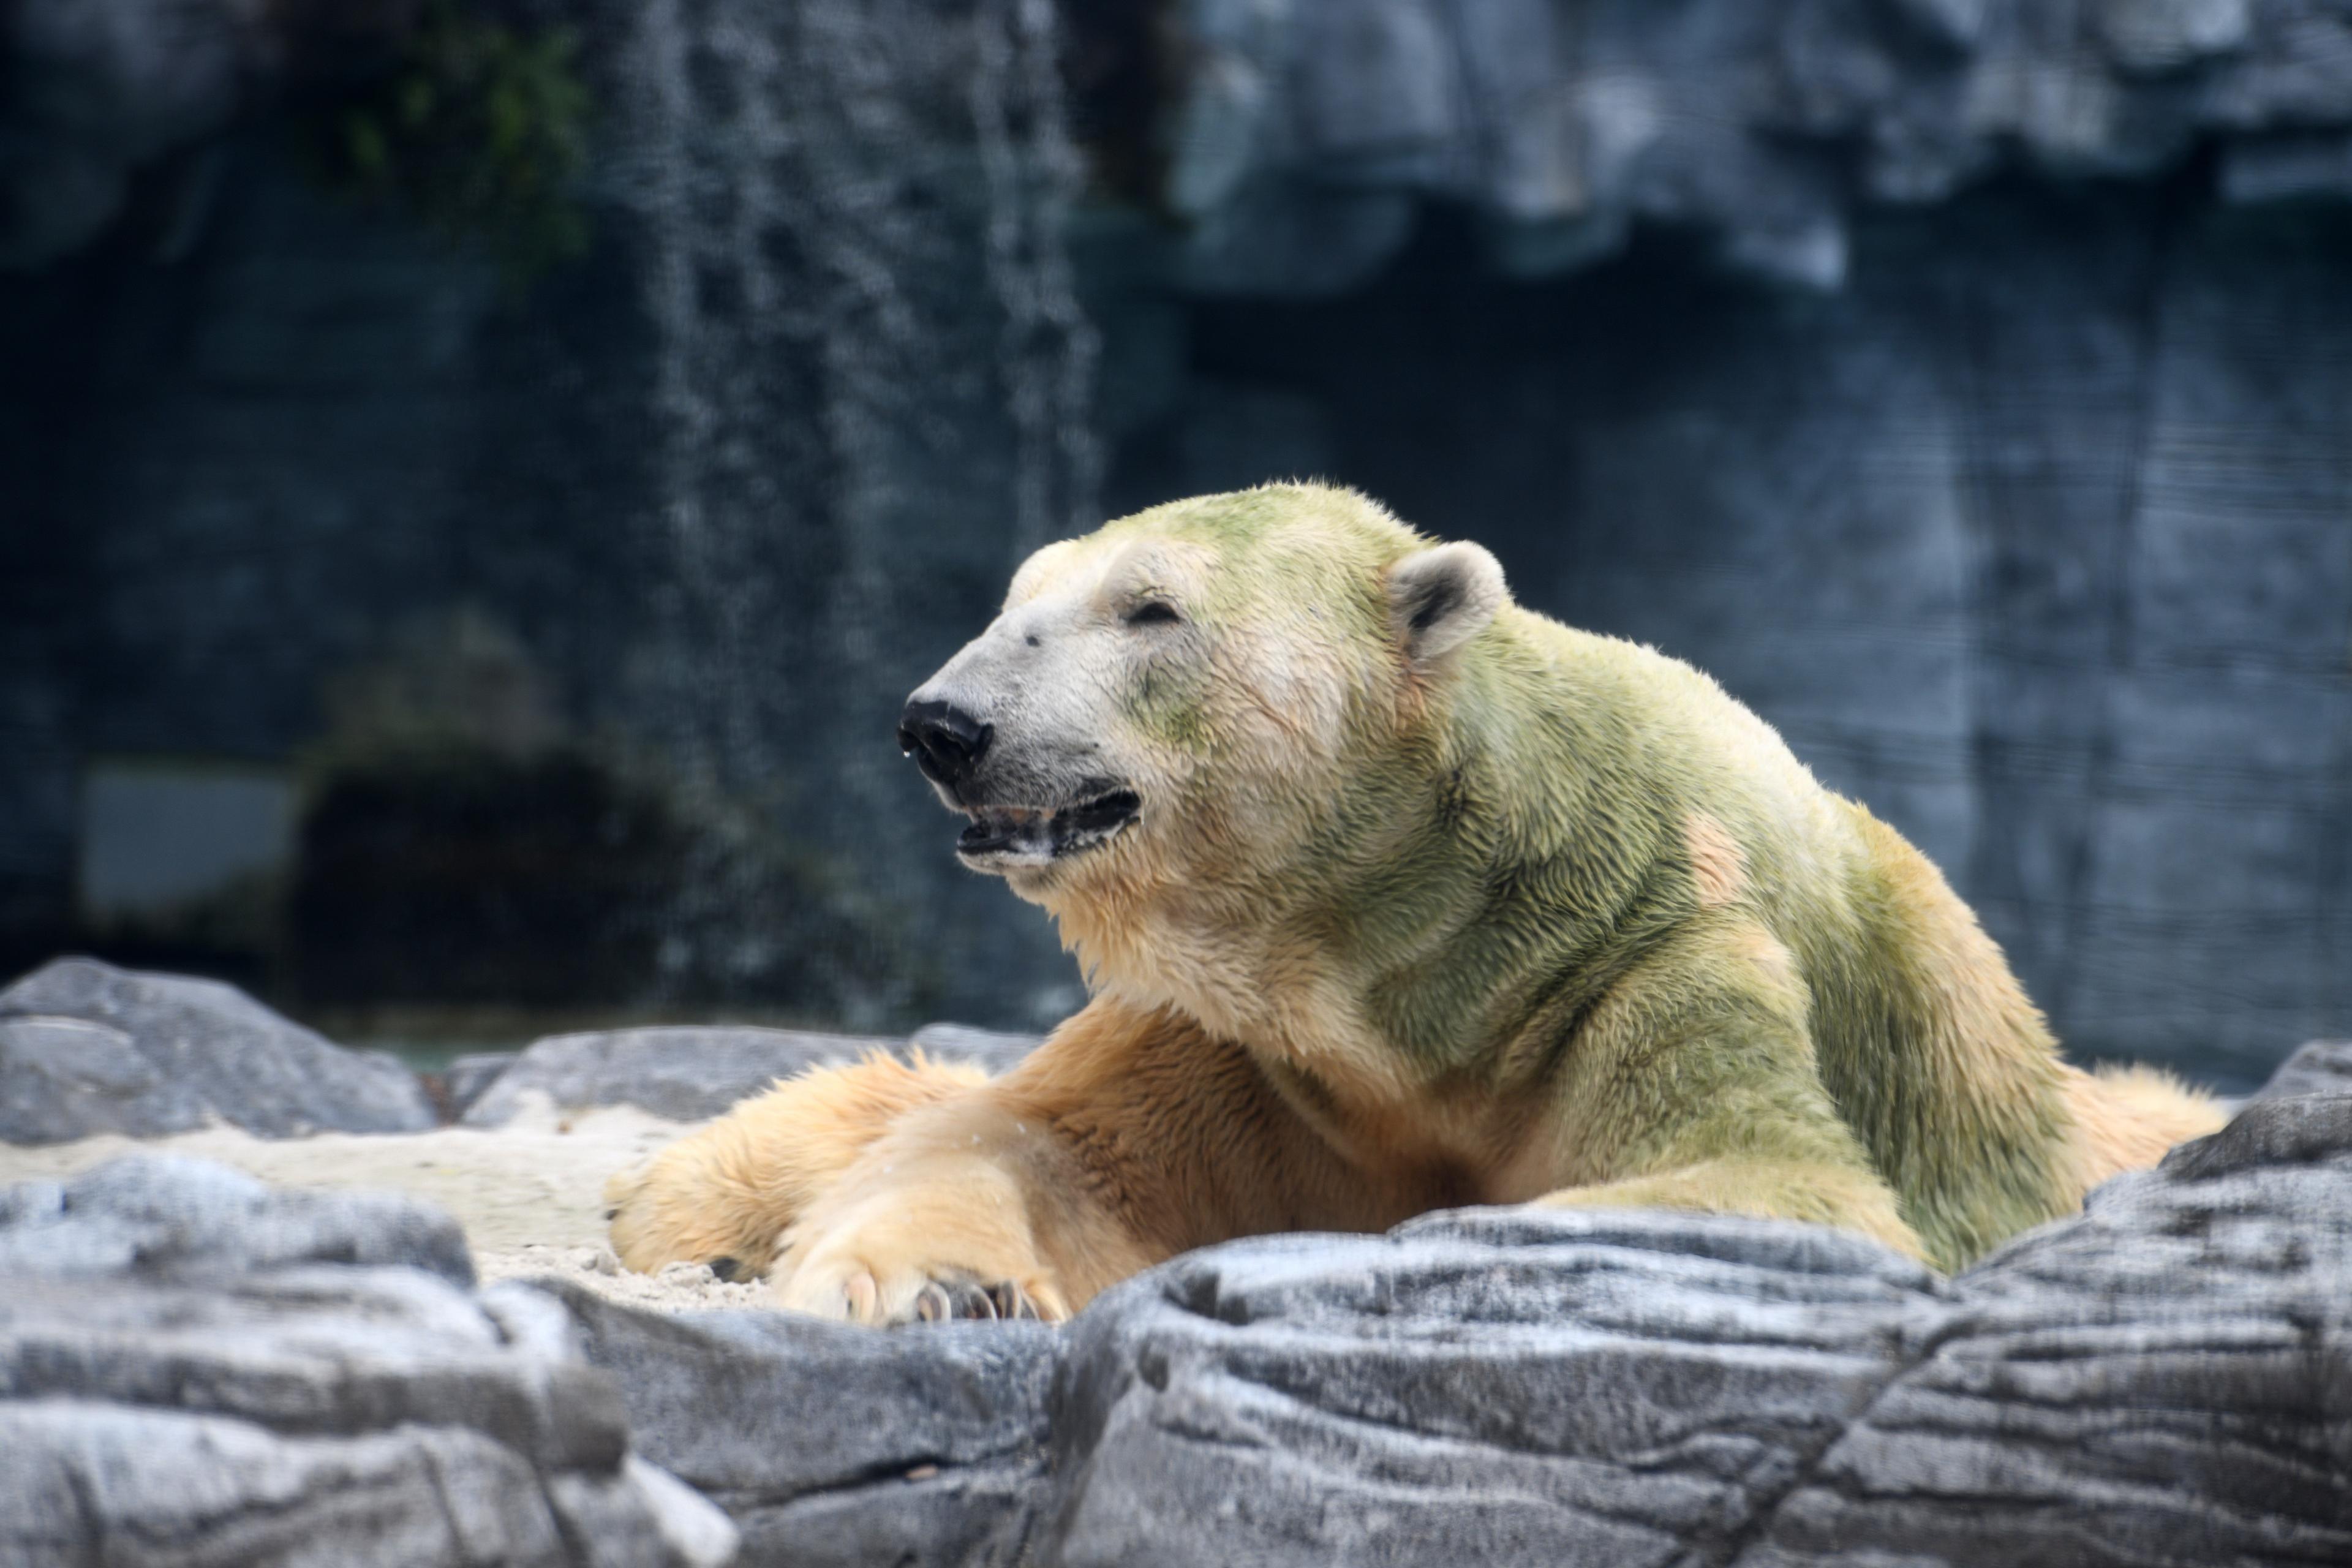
[2,0,2346,1090]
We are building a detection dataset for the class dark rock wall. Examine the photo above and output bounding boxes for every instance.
[0,0,1099,1027]
[2,1,2348,1079]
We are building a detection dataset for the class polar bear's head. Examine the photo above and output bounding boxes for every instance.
[898,485,1509,940]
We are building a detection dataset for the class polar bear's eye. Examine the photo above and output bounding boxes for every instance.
[1125,601,1183,627]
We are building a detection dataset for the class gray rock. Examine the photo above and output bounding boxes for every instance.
[2254,1039,2352,1101]
[444,1050,521,1117]
[0,1150,473,1284]
[0,1154,738,1567]
[1044,1212,1950,1567]
[907,1022,1046,1075]
[0,0,249,267]
[464,1022,1039,1127]
[554,1281,1057,1568]
[1747,1097,2352,1565]
[1057,1102,2352,1565]
[1158,0,2352,292]
[522,1087,2352,1566]
[13,1097,2350,1566]
[0,0,412,268]
[0,957,435,1144]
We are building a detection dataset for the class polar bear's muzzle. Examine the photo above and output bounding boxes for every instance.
[954,787,1141,869]
[899,696,1140,870]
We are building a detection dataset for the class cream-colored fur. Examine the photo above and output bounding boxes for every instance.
[608,484,2225,1321]
[605,1052,984,1281]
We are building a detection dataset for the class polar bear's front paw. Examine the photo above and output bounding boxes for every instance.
[771,1198,1069,1327]
[775,1257,1061,1325]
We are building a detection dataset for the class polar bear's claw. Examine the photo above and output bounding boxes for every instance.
[910,1275,1041,1323]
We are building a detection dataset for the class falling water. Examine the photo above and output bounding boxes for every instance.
[608,0,1100,1019]
[972,0,1104,563]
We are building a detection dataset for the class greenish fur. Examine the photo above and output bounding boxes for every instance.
[1097,484,2095,1271]
[1126,665,1213,752]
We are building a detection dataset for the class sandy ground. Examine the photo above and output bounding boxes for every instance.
[0,1093,773,1311]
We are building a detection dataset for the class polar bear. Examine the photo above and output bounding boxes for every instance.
[606,483,2222,1321]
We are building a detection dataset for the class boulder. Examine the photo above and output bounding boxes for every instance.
[2254,1039,2352,1101]
[0,1150,471,1284]
[7,1011,2345,1566]
[0,957,435,1144]
[443,1049,522,1117]
[1046,1211,1950,1567]
[463,1022,1041,1127]
[554,1282,1057,1568]
[908,1022,1047,1074]
[546,1087,2352,1567]
[1737,1096,2352,1564]
[0,1152,736,1568]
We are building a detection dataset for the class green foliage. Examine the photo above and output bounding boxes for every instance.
[303,0,592,287]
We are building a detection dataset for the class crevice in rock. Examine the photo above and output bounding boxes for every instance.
[1698,1302,1978,1568]
[706,1449,1048,1512]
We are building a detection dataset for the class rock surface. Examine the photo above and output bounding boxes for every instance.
[2254,1038,2352,1101]
[1162,0,2352,293]
[909,1022,1049,1072]
[0,1148,472,1283]
[462,1022,1040,1127]
[1047,1212,1948,1567]
[555,1282,1057,1568]
[6,1048,2352,1564]
[0,1154,736,1567]
[0,0,413,268]
[0,957,435,1144]
[1735,1098,2352,1565]
[546,1045,2352,1566]
[443,1049,523,1117]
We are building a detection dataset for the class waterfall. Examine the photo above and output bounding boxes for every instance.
[972,0,1104,564]
[606,0,1099,1018]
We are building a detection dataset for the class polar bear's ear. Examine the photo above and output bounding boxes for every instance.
[1386,541,1507,667]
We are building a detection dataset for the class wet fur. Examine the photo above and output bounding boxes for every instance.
[608,484,2224,1317]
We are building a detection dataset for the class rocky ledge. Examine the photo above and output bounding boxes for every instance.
[0,957,437,1143]
[458,1020,1042,1126]
[0,1154,736,1567]
[1159,0,2352,293]
[2,1038,2350,1564]
[0,956,1042,1137]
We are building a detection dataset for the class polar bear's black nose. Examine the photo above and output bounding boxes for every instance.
[899,698,993,789]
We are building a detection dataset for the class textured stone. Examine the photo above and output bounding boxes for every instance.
[10,1092,2350,1565]
[463,1022,1039,1127]
[0,0,413,268]
[1159,0,2352,293]
[2255,1039,2352,1101]
[0,1153,737,1567]
[443,1050,521,1117]
[1745,1099,2352,1565]
[519,1088,2352,1567]
[907,1022,1046,1073]
[0,1150,473,1284]
[0,957,435,1144]
[553,1280,1056,1568]
[1041,1113,2352,1566]
[8,0,2351,1079]
[1044,1212,1950,1567]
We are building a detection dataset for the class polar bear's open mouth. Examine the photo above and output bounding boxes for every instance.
[956,788,1141,867]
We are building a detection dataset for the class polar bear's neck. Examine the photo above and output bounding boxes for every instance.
[1059,614,1705,1142]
